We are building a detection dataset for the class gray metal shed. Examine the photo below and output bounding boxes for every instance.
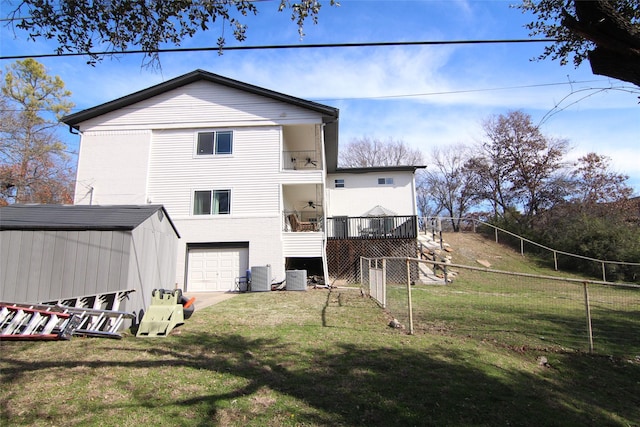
[0,205,180,322]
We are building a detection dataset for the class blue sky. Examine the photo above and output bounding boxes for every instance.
[2,0,639,190]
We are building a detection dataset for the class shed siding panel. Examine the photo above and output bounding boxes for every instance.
[108,231,128,290]
[96,231,113,294]
[78,81,324,131]
[15,232,34,302]
[0,231,21,300]
[148,127,282,219]
[36,231,56,301]
[49,231,66,299]
[73,232,90,297]
[61,231,79,298]
[25,232,44,303]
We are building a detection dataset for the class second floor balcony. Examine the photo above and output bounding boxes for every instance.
[283,150,322,171]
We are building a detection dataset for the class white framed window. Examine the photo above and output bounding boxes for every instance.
[378,177,394,185]
[335,179,345,188]
[196,131,233,156]
[193,190,231,215]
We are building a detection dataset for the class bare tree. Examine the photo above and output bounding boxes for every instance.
[422,145,479,231]
[469,110,569,228]
[571,152,633,205]
[339,137,424,168]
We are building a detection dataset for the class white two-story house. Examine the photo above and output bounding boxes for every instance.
[63,70,423,291]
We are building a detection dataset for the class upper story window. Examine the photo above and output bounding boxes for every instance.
[193,190,231,215]
[378,177,394,185]
[196,131,233,155]
[335,179,345,188]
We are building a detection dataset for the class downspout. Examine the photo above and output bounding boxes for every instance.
[319,122,331,285]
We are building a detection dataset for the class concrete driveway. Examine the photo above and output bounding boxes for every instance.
[183,291,239,311]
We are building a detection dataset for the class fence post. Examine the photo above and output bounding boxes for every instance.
[382,259,387,309]
[601,262,607,282]
[495,227,498,243]
[406,258,414,335]
[583,282,594,353]
[520,238,524,256]
[553,251,558,271]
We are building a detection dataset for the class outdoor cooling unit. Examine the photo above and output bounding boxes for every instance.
[250,265,271,292]
[286,270,307,291]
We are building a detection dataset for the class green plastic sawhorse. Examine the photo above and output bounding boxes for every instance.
[136,289,184,337]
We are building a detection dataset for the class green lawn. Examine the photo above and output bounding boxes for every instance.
[2,287,639,426]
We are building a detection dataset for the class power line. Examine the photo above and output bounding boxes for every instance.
[0,38,558,61]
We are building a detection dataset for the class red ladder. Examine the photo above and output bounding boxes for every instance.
[0,304,80,341]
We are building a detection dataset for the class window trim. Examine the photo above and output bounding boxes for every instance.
[192,189,232,216]
[194,130,234,157]
[335,179,345,188]
[377,177,394,185]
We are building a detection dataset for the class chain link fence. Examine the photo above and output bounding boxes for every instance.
[362,256,640,357]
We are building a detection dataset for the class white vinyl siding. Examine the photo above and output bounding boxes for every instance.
[77,81,324,131]
[326,171,416,217]
[147,127,282,218]
[282,233,324,257]
[74,130,151,205]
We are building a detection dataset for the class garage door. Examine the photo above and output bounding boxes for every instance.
[187,247,249,292]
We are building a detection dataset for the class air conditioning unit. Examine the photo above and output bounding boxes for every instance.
[286,270,307,291]
[250,265,271,292]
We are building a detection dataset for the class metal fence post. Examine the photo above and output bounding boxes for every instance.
[406,258,414,335]
[583,282,594,353]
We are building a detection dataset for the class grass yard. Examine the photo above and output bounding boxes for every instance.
[2,233,640,426]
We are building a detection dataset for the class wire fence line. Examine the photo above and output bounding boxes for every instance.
[361,256,640,357]
[420,216,640,283]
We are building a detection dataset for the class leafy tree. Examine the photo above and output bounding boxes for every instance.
[7,0,339,67]
[339,137,425,168]
[422,145,480,231]
[571,152,633,205]
[469,110,569,229]
[0,59,75,205]
[519,0,640,86]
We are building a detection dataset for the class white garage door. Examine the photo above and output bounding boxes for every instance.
[187,247,249,292]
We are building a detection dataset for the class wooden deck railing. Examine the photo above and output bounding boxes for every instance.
[326,215,417,240]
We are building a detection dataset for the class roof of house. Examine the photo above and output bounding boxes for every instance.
[0,204,180,237]
[331,165,427,174]
[61,68,341,172]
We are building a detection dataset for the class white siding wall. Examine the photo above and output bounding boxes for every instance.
[325,171,417,217]
[74,130,151,205]
[147,126,282,217]
[282,233,324,257]
[77,81,324,131]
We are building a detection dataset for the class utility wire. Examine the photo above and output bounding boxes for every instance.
[0,38,558,61]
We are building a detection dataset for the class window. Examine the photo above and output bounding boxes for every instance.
[196,131,233,155]
[335,179,345,188]
[193,190,231,215]
[378,177,394,185]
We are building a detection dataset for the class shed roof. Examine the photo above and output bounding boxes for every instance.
[0,204,180,237]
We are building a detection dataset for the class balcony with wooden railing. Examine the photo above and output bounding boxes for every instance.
[326,216,417,240]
